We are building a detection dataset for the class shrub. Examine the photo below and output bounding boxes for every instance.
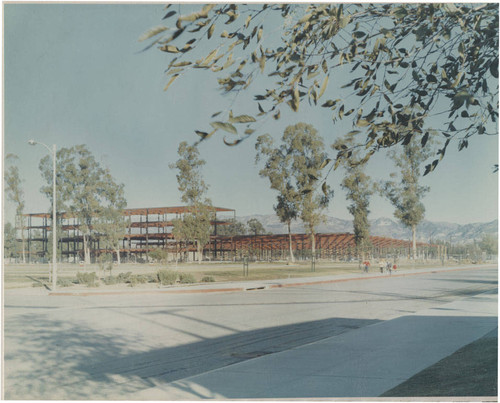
[157,269,178,285]
[77,272,97,287]
[201,276,215,283]
[57,278,73,287]
[129,275,148,287]
[179,273,196,284]
[102,276,118,285]
[146,274,159,283]
[116,272,132,283]
[32,282,44,288]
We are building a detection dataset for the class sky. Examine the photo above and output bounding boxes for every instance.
[3,3,499,227]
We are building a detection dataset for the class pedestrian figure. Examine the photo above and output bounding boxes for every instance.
[379,260,385,273]
[363,260,370,273]
[393,263,397,272]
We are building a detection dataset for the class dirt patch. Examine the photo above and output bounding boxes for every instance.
[381,328,498,397]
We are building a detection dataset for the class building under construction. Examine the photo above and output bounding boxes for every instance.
[19,206,439,263]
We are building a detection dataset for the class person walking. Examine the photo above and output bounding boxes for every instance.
[379,260,385,273]
[363,260,370,273]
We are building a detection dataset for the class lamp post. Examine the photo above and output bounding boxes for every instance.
[29,140,57,291]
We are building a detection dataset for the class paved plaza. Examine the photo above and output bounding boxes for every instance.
[3,264,497,399]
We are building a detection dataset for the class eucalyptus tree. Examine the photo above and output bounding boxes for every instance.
[334,141,375,261]
[143,3,498,173]
[170,141,214,264]
[3,222,17,262]
[5,154,26,263]
[39,145,126,265]
[255,133,299,262]
[216,219,247,236]
[256,123,333,259]
[247,218,266,236]
[382,137,432,260]
[93,183,127,265]
[479,233,498,256]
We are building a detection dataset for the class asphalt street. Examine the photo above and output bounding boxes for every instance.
[3,264,497,399]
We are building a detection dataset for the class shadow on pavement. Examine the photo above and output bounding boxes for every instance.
[3,312,379,400]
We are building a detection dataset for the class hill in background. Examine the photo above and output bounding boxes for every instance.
[237,214,498,244]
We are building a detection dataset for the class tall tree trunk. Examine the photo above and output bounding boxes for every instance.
[83,234,91,265]
[197,240,202,264]
[412,225,417,261]
[311,231,316,260]
[20,216,26,263]
[18,215,26,263]
[115,247,121,265]
[287,221,295,263]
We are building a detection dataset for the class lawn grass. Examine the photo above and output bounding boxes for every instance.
[3,260,462,289]
[381,328,498,397]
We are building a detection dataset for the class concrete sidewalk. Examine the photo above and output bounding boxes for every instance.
[48,263,495,296]
[130,289,498,400]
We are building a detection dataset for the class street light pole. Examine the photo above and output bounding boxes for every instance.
[29,140,57,291]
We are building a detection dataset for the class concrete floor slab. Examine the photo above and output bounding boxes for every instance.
[130,290,497,400]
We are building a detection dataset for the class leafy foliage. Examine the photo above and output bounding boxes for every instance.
[3,222,17,260]
[179,273,196,284]
[148,248,169,264]
[5,154,26,262]
[76,272,98,287]
[170,142,214,263]
[216,218,247,236]
[382,136,432,258]
[39,145,126,265]
[478,233,498,255]
[335,140,375,254]
[247,218,266,235]
[256,123,333,257]
[145,3,499,171]
[157,269,178,285]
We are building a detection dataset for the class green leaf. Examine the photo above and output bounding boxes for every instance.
[223,137,243,146]
[171,61,192,67]
[163,74,179,91]
[321,99,337,108]
[319,158,331,169]
[195,129,216,140]
[322,182,328,197]
[322,59,328,74]
[210,121,238,135]
[139,26,169,42]
[356,119,370,127]
[229,114,256,124]
[421,131,429,147]
[208,24,215,39]
[426,74,437,83]
[291,87,300,112]
[160,45,180,53]
[318,75,329,100]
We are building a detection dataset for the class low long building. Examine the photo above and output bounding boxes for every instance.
[18,206,438,263]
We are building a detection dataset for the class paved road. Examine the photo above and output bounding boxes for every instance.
[3,265,497,399]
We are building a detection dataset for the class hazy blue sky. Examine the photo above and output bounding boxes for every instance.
[3,3,498,227]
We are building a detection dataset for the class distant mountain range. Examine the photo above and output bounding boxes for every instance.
[237,214,498,244]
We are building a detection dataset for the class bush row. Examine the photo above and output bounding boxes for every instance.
[75,270,213,287]
[33,270,216,288]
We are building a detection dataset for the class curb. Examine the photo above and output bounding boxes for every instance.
[47,264,495,297]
